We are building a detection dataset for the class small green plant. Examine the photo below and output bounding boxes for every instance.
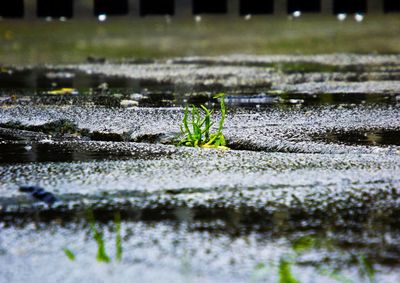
[178,93,229,150]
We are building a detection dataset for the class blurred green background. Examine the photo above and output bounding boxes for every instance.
[1,15,399,65]
[0,0,399,65]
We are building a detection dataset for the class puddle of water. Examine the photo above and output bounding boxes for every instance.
[279,92,397,106]
[0,68,398,108]
[0,69,173,106]
[321,129,400,146]
[0,142,130,164]
[2,218,397,283]
[1,206,399,283]
[0,139,139,164]
[0,68,134,90]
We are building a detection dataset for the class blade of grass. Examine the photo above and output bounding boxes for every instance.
[205,93,227,146]
[182,105,192,141]
[87,210,111,263]
[279,259,300,283]
[200,105,212,139]
[215,93,226,136]
[114,212,122,262]
[64,248,76,261]
[358,255,376,283]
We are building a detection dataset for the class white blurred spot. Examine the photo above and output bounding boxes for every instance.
[98,14,107,22]
[59,17,67,22]
[288,99,304,104]
[40,137,53,144]
[24,145,32,151]
[292,11,301,18]
[355,13,364,22]
[244,14,252,21]
[45,17,52,22]
[165,15,171,24]
[337,13,347,21]
[195,15,202,23]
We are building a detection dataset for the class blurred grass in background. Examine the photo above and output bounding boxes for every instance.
[0,15,399,65]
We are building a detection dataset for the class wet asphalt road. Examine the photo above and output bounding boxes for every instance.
[0,55,399,283]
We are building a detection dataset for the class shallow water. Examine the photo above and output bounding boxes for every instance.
[1,220,399,283]
[319,128,400,146]
[0,56,399,283]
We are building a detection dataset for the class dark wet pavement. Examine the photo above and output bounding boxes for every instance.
[0,55,399,283]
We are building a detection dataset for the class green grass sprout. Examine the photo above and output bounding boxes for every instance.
[178,93,229,150]
[63,248,76,261]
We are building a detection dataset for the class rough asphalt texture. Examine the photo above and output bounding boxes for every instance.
[0,55,399,283]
